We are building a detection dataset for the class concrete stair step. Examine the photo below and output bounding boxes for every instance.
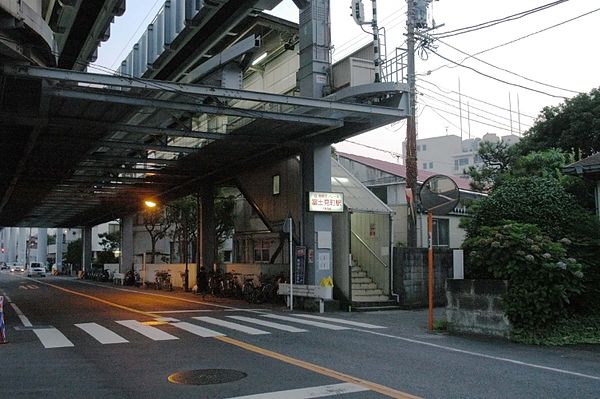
[352,288,383,296]
[351,271,367,278]
[351,294,390,302]
[351,277,372,284]
[351,282,377,290]
[350,266,362,273]
[352,304,403,312]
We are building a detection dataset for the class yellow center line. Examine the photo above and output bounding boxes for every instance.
[36,279,421,399]
[215,336,421,399]
[32,279,161,319]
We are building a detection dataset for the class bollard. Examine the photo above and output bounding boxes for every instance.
[0,296,7,344]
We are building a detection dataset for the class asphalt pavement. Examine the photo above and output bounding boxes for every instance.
[1,272,599,399]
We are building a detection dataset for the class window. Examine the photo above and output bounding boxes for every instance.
[108,224,120,234]
[423,163,428,169]
[429,162,433,169]
[454,160,459,170]
[272,174,280,195]
[369,186,388,204]
[416,145,421,151]
[254,240,271,262]
[422,144,427,151]
[459,158,469,166]
[432,219,450,246]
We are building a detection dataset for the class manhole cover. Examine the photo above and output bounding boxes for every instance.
[168,369,247,385]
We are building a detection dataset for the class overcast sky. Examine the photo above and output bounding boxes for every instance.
[93,0,600,163]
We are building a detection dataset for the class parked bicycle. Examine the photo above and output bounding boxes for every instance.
[154,269,173,291]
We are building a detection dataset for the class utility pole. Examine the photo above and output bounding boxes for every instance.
[405,0,418,248]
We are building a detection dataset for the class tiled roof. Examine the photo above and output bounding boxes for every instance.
[337,152,474,191]
[565,153,600,168]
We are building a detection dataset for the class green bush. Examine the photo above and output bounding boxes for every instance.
[463,223,584,330]
[466,176,599,241]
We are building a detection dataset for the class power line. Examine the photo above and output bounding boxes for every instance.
[432,0,568,39]
[419,78,537,119]
[420,91,515,131]
[418,84,532,128]
[333,6,406,55]
[419,90,522,131]
[427,48,567,99]
[343,140,403,160]
[420,99,517,134]
[425,7,600,77]
[433,38,579,95]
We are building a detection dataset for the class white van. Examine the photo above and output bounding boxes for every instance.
[27,262,46,277]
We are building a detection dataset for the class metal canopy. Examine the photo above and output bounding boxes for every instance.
[0,65,408,228]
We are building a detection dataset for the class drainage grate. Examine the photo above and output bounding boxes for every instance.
[168,369,247,385]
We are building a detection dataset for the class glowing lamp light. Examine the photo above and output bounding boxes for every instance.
[252,52,268,66]
[144,200,157,208]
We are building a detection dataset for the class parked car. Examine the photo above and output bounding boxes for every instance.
[0,262,8,270]
[27,262,46,277]
[10,263,24,272]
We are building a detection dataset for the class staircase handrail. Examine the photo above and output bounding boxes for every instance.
[351,230,388,269]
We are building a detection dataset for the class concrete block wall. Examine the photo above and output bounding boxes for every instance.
[393,247,453,308]
[446,279,512,338]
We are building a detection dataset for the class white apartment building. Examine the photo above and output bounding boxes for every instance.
[403,133,521,177]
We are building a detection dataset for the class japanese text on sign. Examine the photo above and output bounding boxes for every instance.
[308,192,344,213]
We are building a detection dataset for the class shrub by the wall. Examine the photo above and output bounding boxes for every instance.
[463,223,584,330]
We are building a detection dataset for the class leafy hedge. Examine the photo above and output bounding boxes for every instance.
[465,176,599,241]
[463,223,584,330]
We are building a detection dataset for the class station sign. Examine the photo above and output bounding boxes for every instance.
[308,191,344,213]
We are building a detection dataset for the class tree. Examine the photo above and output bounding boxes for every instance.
[65,239,82,269]
[215,192,236,248]
[518,87,600,159]
[465,176,599,242]
[465,141,517,191]
[142,206,171,263]
[166,195,197,263]
[96,231,120,265]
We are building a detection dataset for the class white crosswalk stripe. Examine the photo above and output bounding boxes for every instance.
[27,313,381,348]
[193,316,270,335]
[171,321,225,338]
[76,322,129,344]
[226,316,308,333]
[115,320,178,341]
[34,327,74,349]
[262,314,350,330]
[225,383,369,398]
[293,314,387,329]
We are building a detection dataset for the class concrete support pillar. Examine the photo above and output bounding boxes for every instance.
[596,181,600,220]
[82,227,92,273]
[55,228,63,272]
[198,187,216,274]
[8,227,17,263]
[297,0,331,98]
[297,0,333,286]
[0,228,7,263]
[18,228,27,265]
[120,215,134,273]
[301,145,333,285]
[37,228,47,267]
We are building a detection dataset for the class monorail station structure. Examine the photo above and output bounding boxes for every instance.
[0,1,408,297]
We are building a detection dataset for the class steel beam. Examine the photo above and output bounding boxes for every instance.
[44,87,342,127]
[3,65,407,117]
[82,154,180,166]
[100,140,200,154]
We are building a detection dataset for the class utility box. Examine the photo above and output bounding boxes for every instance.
[332,57,375,90]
